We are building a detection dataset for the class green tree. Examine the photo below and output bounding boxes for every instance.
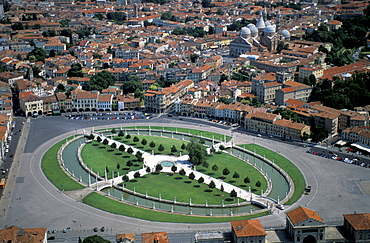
[158,144,165,152]
[122,175,129,182]
[233,171,240,179]
[116,163,121,170]
[27,47,47,62]
[119,144,125,152]
[155,164,163,172]
[171,165,177,173]
[146,166,151,173]
[126,160,133,166]
[212,164,218,171]
[118,130,124,137]
[161,11,173,20]
[111,128,117,134]
[171,145,177,153]
[127,147,134,154]
[97,136,102,142]
[179,168,186,176]
[220,184,224,192]
[189,54,199,63]
[202,161,209,168]
[82,234,110,243]
[126,134,131,139]
[103,138,108,145]
[244,176,250,184]
[141,138,147,146]
[186,138,208,166]
[67,63,83,78]
[198,177,204,183]
[135,151,143,162]
[223,168,230,175]
[189,172,195,180]
[230,189,237,198]
[219,145,225,151]
[218,97,230,104]
[133,136,139,143]
[181,143,186,150]
[256,180,261,187]
[134,171,141,178]
[209,180,216,189]
[83,70,116,91]
[149,141,156,148]
[110,143,117,149]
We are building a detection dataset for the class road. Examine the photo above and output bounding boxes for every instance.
[0,115,369,242]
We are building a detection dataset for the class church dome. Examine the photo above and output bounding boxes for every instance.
[264,25,275,33]
[280,29,291,38]
[247,23,256,28]
[240,27,251,38]
[249,25,258,33]
[241,27,251,35]
[265,20,272,26]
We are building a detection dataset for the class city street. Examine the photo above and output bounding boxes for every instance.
[0,115,369,242]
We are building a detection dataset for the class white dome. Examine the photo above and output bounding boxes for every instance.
[265,20,272,26]
[280,29,290,37]
[241,27,251,35]
[249,25,258,33]
[264,25,275,33]
[247,23,256,28]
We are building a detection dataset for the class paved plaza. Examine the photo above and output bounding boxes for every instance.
[0,116,369,236]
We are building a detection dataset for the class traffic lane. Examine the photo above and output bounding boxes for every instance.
[308,147,370,166]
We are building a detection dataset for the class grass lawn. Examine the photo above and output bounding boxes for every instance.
[101,126,232,142]
[41,139,85,191]
[81,141,141,179]
[201,152,267,193]
[240,144,305,205]
[123,172,243,205]
[83,192,270,223]
[113,134,189,156]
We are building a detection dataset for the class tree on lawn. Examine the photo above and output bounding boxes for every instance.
[126,160,133,167]
[189,172,195,180]
[220,184,224,192]
[155,164,163,172]
[171,165,177,173]
[116,163,120,170]
[103,139,108,145]
[233,171,240,179]
[82,234,110,243]
[149,141,156,149]
[105,166,109,173]
[118,130,124,137]
[186,138,208,166]
[230,189,237,198]
[181,143,186,150]
[202,161,209,168]
[135,151,143,162]
[141,138,147,146]
[158,144,165,152]
[256,180,261,187]
[133,136,139,143]
[223,168,230,176]
[198,177,204,183]
[171,145,177,153]
[209,180,216,189]
[179,168,186,175]
[244,176,250,184]
[111,128,117,134]
[97,136,102,142]
[134,171,141,178]
[219,145,225,151]
[122,175,129,182]
[146,166,151,173]
[110,143,117,149]
[87,134,94,140]
[119,144,125,152]
[126,134,131,139]
[212,164,218,171]
[127,147,134,154]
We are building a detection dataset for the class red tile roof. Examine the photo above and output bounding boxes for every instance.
[286,206,324,225]
[231,219,267,237]
[344,213,370,230]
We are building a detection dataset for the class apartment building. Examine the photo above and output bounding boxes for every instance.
[275,81,312,106]
[244,112,310,140]
[298,65,324,83]
[188,65,213,83]
[71,90,98,112]
[341,126,370,147]
[19,93,43,117]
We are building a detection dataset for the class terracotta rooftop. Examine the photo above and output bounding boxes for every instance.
[286,206,324,226]
[231,219,267,237]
